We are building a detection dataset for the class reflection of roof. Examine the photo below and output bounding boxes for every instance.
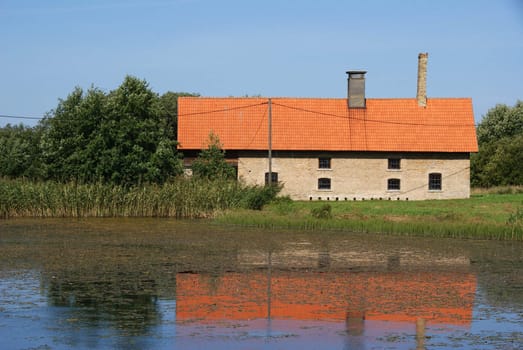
[176,271,476,326]
[178,97,478,152]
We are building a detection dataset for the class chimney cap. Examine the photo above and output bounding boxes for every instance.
[346,70,367,75]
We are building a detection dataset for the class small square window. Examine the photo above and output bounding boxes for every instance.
[428,173,442,190]
[319,157,331,169]
[318,178,331,190]
[387,178,401,191]
[265,172,278,185]
[388,158,401,170]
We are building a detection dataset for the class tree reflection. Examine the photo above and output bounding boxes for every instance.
[43,272,163,336]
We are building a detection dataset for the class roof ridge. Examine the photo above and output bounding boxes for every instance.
[178,96,472,101]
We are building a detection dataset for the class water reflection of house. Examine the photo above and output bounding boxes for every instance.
[176,271,476,327]
[178,243,476,328]
[236,242,471,270]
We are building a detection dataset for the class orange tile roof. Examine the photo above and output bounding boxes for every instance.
[178,97,478,152]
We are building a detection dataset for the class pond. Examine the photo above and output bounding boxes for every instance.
[1,218,522,349]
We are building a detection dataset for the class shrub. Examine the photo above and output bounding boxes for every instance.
[191,133,235,180]
[241,184,281,210]
[272,196,295,215]
[311,204,332,219]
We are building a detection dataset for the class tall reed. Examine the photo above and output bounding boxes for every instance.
[0,178,259,219]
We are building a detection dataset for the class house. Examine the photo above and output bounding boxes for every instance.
[177,54,478,200]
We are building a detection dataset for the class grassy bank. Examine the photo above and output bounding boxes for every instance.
[2,177,522,240]
[0,178,277,219]
[471,185,523,195]
[217,193,523,240]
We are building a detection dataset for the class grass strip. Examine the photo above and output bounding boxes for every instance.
[216,193,523,241]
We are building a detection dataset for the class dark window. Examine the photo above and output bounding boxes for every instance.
[319,157,331,169]
[318,178,331,190]
[428,173,442,190]
[388,178,401,190]
[265,172,278,185]
[388,158,401,170]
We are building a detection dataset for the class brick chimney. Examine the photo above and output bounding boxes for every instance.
[346,71,367,108]
[416,53,428,107]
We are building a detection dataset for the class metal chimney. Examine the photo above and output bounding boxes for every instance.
[346,71,367,108]
[416,53,428,107]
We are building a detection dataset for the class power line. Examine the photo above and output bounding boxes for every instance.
[177,101,268,117]
[0,114,43,120]
[245,103,268,148]
[1,102,267,121]
[386,167,470,198]
[270,101,479,128]
[3,99,480,128]
[177,99,479,128]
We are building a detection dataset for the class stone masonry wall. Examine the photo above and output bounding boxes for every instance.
[237,151,471,200]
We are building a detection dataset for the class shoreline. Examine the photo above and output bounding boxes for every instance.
[216,193,523,241]
[1,178,522,241]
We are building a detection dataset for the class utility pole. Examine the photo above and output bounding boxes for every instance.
[268,98,272,186]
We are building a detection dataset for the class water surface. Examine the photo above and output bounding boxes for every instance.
[1,218,522,349]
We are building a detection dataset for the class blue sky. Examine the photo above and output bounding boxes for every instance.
[1,0,522,126]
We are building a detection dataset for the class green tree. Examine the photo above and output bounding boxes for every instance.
[40,86,106,182]
[97,76,183,184]
[191,132,236,180]
[159,91,199,137]
[476,101,523,144]
[472,134,523,187]
[471,141,497,187]
[0,124,44,179]
[40,76,184,185]
[472,100,523,187]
